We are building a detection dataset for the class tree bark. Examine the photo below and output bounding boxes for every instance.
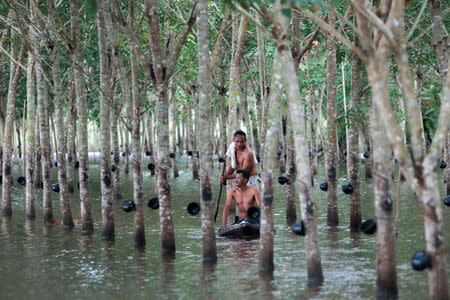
[66,79,76,193]
[49,0,74,229]
[71,0,93,234]
[275,1,323,285]
[98,0,114,241]
[1,24,22,217]
[259,53,281,273]
[129,3,145,247]
[325,8,338,226]
[348,53,361,231]
[197,0,217,263]
[228,14,247,132]
[25,52,36,220]
[170,87,179,178]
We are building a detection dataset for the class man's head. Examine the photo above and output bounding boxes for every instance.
[236,169,250,185]
[233,130,247,150]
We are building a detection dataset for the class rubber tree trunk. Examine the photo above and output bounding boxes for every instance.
[259,53,282,273]
[66,79,76,193]
[257,24,269,166]
[1,25,21,217]
[325,8,338,226]
[130,36,145,248]
[49,0,74,229]
[188,104,199,180]
[348,53,362,231]
[228,14,247,133]
[285,112,297,225]
[33,105,42,189]
[25,52,36,220]
[197,0,217,263]
[170,87,179,178]
[37,53,53,224]
[275,1,323,285]
[111,107,122,200]
[71,0,93,234]
[98,0,114,241]
[429,0,449,194]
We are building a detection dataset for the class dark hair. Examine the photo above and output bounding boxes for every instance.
[234,130,246,138]
[236,169,250,181]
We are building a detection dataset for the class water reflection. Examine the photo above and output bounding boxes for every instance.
[259,272,276,300]
[201,263,217,299]
[1,217,11,238]
[133,247,145,279]
[350,231,361,248]
[327,226,340,249]
[160,256,176,299]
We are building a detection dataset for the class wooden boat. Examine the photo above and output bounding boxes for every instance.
[218,221,260,240]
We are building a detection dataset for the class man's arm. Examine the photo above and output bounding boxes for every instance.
[221,188,234,228]
[220,165,235,184]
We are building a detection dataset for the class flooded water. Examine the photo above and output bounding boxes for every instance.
[1,156,449,299]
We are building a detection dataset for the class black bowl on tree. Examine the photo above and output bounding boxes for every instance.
[359,219,377,234]
[111,165,116,172]
[187,202,200,216]
[169,153,175,159]
[54,161,58,167]
[148,197,159,210]
[363,152,369,158]
[17,176,26,185]
[278,176,289,185]
[74,161,80,169]
[51,183,60,193]
[122,200,135,212]
[122,152,126,157]
[145,151,151,156]
[319,182,328,191]
[342,183,354,194]
[411,251,431,271]
[187,150,193,156]
[440,160,447,169]
[218,157,225,163]
[292,220,305,236]
[443,195,450,207]
[147,163,155,171]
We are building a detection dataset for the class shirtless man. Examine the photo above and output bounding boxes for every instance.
[220,130,260,189]
[220,169,261,230]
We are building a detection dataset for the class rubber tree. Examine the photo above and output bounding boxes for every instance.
[232,0,325,285]
[301,1,449,297]
[347,51,362,231]
[325,7,338,227]
[1,18,22,217]
[48,0,74,229]
[25,42,36,220]
[143,0,197,256]
[71,0,93,234]
[197,0,217,263]
[259,52,282,273]
[98,0,114,241]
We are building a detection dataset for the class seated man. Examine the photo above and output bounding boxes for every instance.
[220,130,260,191]
[220,169,262,230]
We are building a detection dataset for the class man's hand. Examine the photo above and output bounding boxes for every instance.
[220,175,226,185]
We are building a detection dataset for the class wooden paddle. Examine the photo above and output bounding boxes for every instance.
[214,157,227,222]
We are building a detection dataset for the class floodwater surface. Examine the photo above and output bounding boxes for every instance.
[0,155,449,299]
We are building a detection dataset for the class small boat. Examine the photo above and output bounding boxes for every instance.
[218,221,260,240]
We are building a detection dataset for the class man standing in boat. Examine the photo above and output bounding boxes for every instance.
[220,169,261,230]
[220,130,260,190]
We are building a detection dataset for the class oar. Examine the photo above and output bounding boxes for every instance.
[214,157,227,222]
